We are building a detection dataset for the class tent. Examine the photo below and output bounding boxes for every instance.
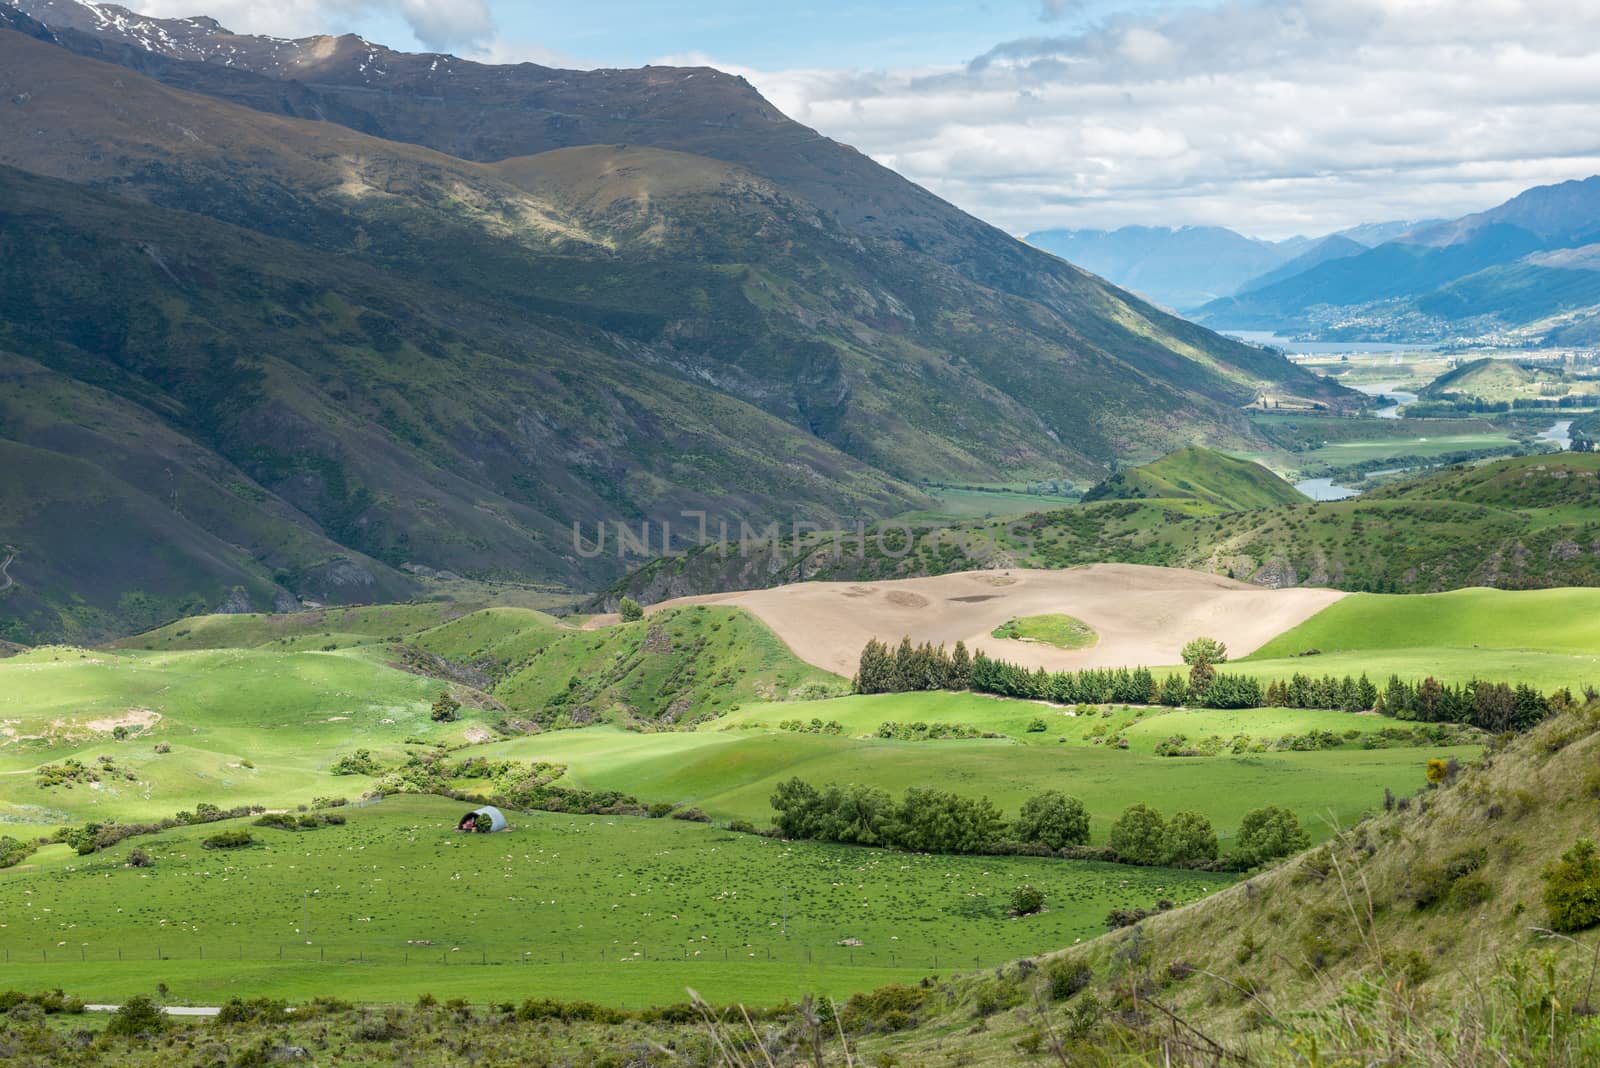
[457,805,508,833]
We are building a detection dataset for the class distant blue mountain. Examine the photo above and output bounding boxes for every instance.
[1023,225,1292,311]
[1196,177,1600,340]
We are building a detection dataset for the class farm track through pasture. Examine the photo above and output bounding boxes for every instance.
[0,548,15,591]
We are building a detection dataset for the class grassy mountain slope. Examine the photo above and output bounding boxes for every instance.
[846,700,1600,1065]
[0,21,1356,638]
[493,605,846,724]
[0,0,1347,403]
[1081,446,1306,510]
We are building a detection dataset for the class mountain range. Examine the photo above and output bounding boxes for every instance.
[0,1,1350,642]
[1196,176,1600,342]
[1024,220,1428,312]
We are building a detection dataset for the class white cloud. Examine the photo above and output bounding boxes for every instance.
[122,0,1600,237]
[728,0,1600,237]
[130,0,494,51]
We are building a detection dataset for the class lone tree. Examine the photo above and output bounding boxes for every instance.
[431,692,461,722]
[1181,636,1228,666]
[619,597,645,622]
[1181,636,1227,696]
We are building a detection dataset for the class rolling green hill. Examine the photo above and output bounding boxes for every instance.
[1081,446,1306,510]
[1249,587,1600,659]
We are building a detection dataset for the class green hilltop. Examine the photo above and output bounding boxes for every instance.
[1081,445,1307,510]
[1421,356,1544,400]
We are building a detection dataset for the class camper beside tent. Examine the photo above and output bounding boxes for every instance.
[457,806,508,833]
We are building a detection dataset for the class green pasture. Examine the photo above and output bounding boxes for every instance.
[479,722,1473,845]
[0,795,1220,1005]
[1231,588,1600,691]
[0,646,469,824]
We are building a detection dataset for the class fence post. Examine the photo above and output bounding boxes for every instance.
[81,947,85,961]
[199,945,203,960]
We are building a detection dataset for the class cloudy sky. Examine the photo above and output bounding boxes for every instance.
[125,0,1600,240]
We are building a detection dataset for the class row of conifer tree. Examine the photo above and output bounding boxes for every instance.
[853,636,1569,730]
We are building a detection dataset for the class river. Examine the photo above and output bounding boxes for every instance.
[1540,420,1573,450]
[1294,477,1360,501]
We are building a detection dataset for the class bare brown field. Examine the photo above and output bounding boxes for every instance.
[626,564,1347,675]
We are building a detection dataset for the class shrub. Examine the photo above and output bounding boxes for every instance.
[671,807,710,822]
[1426,758,1449,784]
[202,829,254,850]
[841,984,926,1032]
[330,749,381,776]
[1405,847,1487,909]
[1010,885,1046,915]
[430,692,461,723]
[1025,717,1048,733]
[127,848,153,868]
[215,997,289,1025]
[105,994,165,1036]
[646,802,674,819]
[1542,839,1600,932]
[1235,806,1310,866]
[1013,790,1090,850]
[619,597,645,623]
[1108,804,1167,865]
[1044,960,1093,1001]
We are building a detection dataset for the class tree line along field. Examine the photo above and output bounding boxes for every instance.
[0,577,1591,1008]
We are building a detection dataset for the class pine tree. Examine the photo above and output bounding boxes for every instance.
[949,641,972,690]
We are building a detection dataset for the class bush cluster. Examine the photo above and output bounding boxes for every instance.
[779,718,844,735]
[35,756,137,789]
[254,812,347,832]
[52,802,264,857]
[771,778,1003,853]
[874,721,994,741]
[202,829,255,850]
